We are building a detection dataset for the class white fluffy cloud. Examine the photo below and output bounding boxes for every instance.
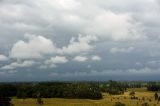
[0,55,8,61]
[3,33,99,70]
[10,34,57,59]
[44,56,68,67]
[73,56,88,62]
[1,60,35,70]
[10,34,98,60]
[91,55,101,61]
[45,56,68,64]
[59,35,98,54]
[110,47,134,53]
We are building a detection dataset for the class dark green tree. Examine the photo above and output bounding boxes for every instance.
[0,84,16,106]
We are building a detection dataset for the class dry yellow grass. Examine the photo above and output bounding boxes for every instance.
[11,88,160,106]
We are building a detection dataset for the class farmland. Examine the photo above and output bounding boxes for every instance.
[11,88,160,106]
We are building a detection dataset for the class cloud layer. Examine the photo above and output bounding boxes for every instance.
[0,0,160,81]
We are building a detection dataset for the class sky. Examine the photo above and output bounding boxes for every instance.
[0,0,160,81]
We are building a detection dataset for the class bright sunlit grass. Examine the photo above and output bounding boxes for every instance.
[11,88,160,106]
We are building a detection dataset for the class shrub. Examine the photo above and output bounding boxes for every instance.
[37,97,43,105]
[142,102,149,106]
[129,91,135,97]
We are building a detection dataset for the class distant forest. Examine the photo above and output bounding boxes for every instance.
[0,81,160,100]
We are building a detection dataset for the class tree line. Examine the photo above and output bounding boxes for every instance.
[0,82,102,100]
[147,82,160,91]
[1,81,158,100]
[0,81,128,99]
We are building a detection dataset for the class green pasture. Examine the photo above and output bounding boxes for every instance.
[11,88,160,106]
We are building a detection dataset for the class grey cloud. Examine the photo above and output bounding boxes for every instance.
[0,54,8,61]
[0,0,160,81]
[110,47,134,53]
[1,60,36,70]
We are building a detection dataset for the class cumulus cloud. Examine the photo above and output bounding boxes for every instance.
[91,55,101,61]
[73,56,88,62]
[10,34,57,59]
[44,56,68,67]
[5,33,99,70]
[45,56,68,64]
[0,54,8,61]
[110,47,134,53]
[1,60,35,70]
[59,34,98,54]
[8,70,18,74]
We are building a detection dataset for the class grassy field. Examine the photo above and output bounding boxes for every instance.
[11,88,160,106]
